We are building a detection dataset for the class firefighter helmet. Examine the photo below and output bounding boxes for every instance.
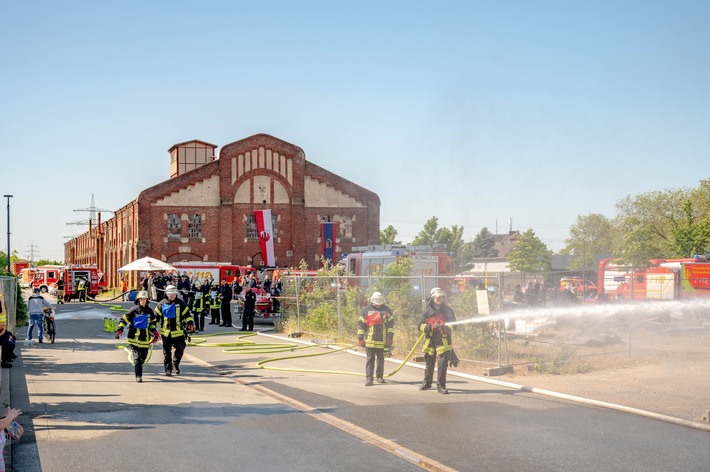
[165,285,178,296]
[430,287,445,299]
[370,292,385,306]
[136,290,149,300]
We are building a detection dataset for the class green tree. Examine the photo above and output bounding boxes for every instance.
[616,225,661,268]
[37,259,64,266]
[507,229,552,277]
[379,225,401,245]
[563,213,616,270]
[471,227,498,258]
[412,216,472,273]
[667,200,710,257]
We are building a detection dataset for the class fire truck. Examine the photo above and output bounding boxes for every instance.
[171,262,250,284]
[597,256,710,301]
[11,261,30,276]
[343,245,454,294]
[31,266,66,293]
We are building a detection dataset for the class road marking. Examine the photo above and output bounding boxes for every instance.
[183,352,458,472]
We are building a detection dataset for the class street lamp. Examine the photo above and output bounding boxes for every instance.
[3,195,12,273]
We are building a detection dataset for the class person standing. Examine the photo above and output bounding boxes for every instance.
[219,278,233,327]
[119,277,128,301]
[190,282,207,332]
[418,287,456,394]
[0,311,17,368]
[241,286,256,332]
[357,292,394,386]
[27,287,53,344]
[77,277,87,302]
[270,271,282,313]
[154,285,194,376]
[208,285,222,326]
[115,291,160,382]
[56,275,65,304]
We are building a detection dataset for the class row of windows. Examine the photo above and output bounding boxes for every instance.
[166,214,347,241]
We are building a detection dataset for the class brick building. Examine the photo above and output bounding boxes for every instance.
[65,133,380,289]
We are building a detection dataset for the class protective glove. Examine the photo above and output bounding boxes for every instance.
[449,349,460,368]
[114,329,123,339]
[423,324,432,334]
[383,346,391,358]
[358,339,364,347]
[151,331,160,344]
[433,320,444,332]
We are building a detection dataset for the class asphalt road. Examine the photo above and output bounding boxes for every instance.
[8,301,710,471]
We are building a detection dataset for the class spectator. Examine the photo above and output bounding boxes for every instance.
[27,287,53,344]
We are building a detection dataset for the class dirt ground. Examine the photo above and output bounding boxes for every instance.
[486,313,710,424]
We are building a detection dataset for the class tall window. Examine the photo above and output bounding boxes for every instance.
[246,214,278,240]
[188,214,202,238]
[167,214,181,239]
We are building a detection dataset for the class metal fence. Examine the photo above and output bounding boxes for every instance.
[0,276,18,333]
[277,272,710,379]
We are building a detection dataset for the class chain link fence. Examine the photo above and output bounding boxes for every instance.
[0,276,18,333]
[276,271,710,376]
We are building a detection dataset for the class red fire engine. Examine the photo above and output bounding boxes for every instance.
[171,262,250,284]
[597,256,710,301]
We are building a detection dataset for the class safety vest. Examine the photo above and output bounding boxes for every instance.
[357,305,394,349]
[154,298,193,338]
[419,303,456,356]
[191,293,205,314]
[208,291,221,309]
[118,305,157,348]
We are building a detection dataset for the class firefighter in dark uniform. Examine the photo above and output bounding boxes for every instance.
[190,281,207,332]
[418,287,456,394]
[154,285,195,376]
[208,284,222,325]
[241,287,257,331]
[357,292,394,386]
[219,278,233,327]
[115,290,159,382]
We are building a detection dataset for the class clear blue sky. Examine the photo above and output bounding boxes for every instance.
[1,1,709,263]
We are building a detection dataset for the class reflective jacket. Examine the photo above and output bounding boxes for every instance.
[357,304,394,349]
[208,289,222,309]
[154,297,194,338]
[418,301,456,356]
[191,292,206,314]
[118,304,157,348]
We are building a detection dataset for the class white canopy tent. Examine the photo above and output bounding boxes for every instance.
[118,257,176,273]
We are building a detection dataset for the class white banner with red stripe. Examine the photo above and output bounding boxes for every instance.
[254,209,275,266]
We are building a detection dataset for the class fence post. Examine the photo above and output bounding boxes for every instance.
[336,274,342,337]
[295,276,301,332]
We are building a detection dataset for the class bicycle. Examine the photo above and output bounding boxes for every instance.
[43,308,56,344]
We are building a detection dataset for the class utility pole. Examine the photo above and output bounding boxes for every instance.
[3,195,12,273]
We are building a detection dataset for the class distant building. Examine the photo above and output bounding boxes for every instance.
[493,230,520,258]
[65,133,380,289]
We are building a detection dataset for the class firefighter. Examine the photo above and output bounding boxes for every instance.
[357,292,394,386]
[208,284,222,326]
[219,278,233,327]
[418,287,456,394]
[241,286,256,331]
[56,275,65,304]
[77,277,87,302]
[190,281,207,332]
[115,291,159,382]
[154,285,195,376]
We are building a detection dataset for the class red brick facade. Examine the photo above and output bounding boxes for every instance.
[66,134,380,289]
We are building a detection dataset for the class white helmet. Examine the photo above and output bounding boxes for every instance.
[430,287,445,299]
[165,285,178,296]
[370,292,385,306]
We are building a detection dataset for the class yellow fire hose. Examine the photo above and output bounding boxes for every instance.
[96,298,427,377]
